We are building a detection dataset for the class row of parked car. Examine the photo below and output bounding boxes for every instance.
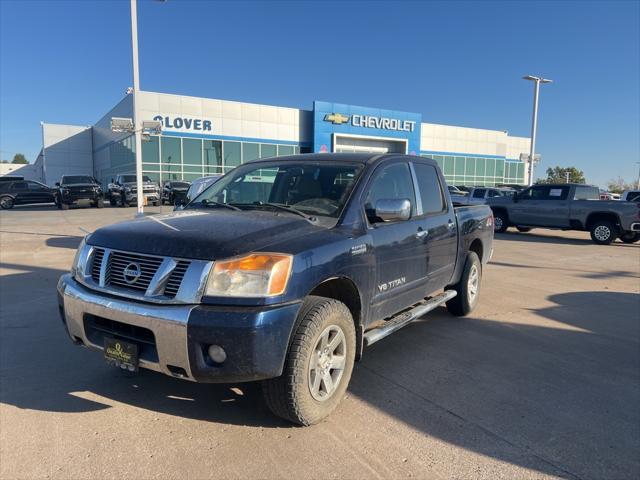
[0,175,222,210]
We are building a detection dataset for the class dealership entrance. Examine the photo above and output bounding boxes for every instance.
[333,134,407,154]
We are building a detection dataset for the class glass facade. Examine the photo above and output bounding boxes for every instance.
[138,135,301,183]
[422,153,526,186]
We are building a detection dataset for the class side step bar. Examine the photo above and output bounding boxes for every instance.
[363,290,457,347]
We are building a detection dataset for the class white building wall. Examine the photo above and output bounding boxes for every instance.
[0,163,44,182]
[137,91,311,144]
[42,123,93,186]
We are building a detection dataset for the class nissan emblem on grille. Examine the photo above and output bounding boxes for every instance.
[123,262,142,284]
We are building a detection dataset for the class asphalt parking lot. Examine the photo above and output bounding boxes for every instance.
[1,204,638,480]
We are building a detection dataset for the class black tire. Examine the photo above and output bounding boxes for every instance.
[446,251,482,316]
[95,199,104,208]
[493,211,509,233]
[516,227,532,233]
[120,196,128,207]
[590,220,616,245]
[109,198,117,207]
[152,201,159,207]
[620,232,640,244]
[60,202,69,210]
[0,196,14,210]
[262,296,356,426]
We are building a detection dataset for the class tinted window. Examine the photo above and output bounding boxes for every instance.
[27,181,45,190]
[472,188,486,199]
[521,186,569,200]
[365,162,415,219]
[488,189,503,197]
[573,186,600,200]
[627,191,640,202]
[11,182,27,191]
[170,182,190,188]
[61,176,94,185]
[413,163,445,214]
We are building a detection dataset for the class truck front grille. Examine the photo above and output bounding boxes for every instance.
[90,248,192,299]
[107,251,163,292]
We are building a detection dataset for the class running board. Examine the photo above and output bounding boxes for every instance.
[363,290,457,347]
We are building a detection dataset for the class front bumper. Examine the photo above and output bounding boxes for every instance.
[125,192,159,203]
[57,274,301,382]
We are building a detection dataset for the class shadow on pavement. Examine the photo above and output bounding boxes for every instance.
[1,262,638,478]
[45,236,83,250]
[496,230,639,247]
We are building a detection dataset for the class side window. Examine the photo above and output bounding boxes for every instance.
[27,181,44,191]
[520,186,548,200]
[11,182,27,191]
[364,162,416,220]
[472,188,486,199]
[413,163,445,214]
[488,189,502,198]
[574,186,599,200]
[548,187,570,200]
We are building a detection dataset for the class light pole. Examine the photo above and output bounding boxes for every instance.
[636,162,640,190]
[523,75,552,186]
[130,0,144,216]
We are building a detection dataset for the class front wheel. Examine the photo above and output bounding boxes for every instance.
[590,221,616,245]
[516,226,532,233]
[95,199,104,208]
[493,211,508,233]
[109,198,117,207]
[446,251,481,316]
[0,196,14,209]
[262,296,356,426]
[620,232,640,244]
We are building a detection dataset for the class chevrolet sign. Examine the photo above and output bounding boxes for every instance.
[323,112,416,132]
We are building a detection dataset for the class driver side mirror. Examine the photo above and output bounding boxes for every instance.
[373,198,412,223]
[55,182,60,187]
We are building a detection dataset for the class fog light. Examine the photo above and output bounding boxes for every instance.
[207,344,227,364]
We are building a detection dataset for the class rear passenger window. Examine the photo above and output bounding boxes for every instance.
[10,182,27,191]
[472,188,486,199]
[413,163,445,214]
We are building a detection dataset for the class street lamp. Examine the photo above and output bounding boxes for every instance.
[523,75,552,186]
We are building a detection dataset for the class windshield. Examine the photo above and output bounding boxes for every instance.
[121,175,152,183]
[61,175,95,185]
[170,182,190,188]
[188,162,362,218]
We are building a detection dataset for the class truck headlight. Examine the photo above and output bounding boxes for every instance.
[71,237,87,277]
[205,253,293,297]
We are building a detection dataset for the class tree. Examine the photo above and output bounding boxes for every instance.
[11,153,28,164]
[536,166,586,184]
[606,177,635,194]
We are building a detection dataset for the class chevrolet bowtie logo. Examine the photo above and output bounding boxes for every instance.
[324,113,350,125]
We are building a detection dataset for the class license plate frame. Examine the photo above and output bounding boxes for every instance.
[104,337,139,372]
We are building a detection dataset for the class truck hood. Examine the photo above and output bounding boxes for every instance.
[87,209,324,260]
[61,183,99,189]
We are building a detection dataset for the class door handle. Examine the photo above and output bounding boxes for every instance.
[447,220,455,229]
[416,229,428,239]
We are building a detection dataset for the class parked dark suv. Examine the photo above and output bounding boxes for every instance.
[0,179,56,209]
[55,175,104,210]
[161,180,191,205]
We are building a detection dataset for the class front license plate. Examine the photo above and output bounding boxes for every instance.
[104,337,139,372]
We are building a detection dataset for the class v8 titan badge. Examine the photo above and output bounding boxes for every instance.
[104,337,139,372]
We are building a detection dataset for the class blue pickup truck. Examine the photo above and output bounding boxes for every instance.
[57,153,494,425]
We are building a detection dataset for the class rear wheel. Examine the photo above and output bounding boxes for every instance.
[516,226,532,233]
[262,296,355,425]
[0,196,14,210]
[60,201,69,210]
[620,232,640,244]
[493,211,508,233]
[446,251,481,316]
[590,220,616,245]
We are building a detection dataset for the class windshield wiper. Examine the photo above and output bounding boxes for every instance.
[199,199,242,211]
[240,202,317,222]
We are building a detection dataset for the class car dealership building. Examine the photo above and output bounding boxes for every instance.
[34,91,531,187]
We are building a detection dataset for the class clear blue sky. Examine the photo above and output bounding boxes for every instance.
[1,0,638,187]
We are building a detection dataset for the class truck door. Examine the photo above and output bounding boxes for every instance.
[411,162,458,295]
[364,161,429,320]
[512,185,570,227]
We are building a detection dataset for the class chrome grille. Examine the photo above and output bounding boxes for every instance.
[106,251,163,292]
[164,260,190,298]
[91,248,104,282]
